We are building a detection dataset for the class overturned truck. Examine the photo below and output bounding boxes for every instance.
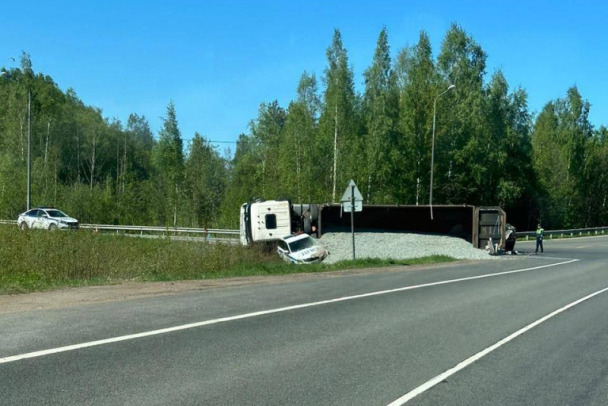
[240,200,506,250]
[239,200,320,246]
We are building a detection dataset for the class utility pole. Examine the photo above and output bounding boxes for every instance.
[27,89,31,210]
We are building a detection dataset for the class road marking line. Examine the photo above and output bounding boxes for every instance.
[526,256,577,261]
[0,259,578,365]
[386,284,608,405]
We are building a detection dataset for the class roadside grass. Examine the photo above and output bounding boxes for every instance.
[0,226,456,295]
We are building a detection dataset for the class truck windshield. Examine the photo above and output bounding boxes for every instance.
[288,236,316,252]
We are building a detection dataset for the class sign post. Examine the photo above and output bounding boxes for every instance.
[340,180,363,260]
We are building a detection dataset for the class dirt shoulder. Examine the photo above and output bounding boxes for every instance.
[0,263,459,314]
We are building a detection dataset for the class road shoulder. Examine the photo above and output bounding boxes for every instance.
[0,262,466,314]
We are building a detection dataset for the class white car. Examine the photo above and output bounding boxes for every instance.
[17,207,79,231]
[277,233,329,264]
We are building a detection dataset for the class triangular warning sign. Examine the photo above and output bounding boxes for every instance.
[340,179,364,202]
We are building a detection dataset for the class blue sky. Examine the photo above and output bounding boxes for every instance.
[2,0,607,154]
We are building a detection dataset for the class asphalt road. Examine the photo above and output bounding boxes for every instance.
[1,236,607,405]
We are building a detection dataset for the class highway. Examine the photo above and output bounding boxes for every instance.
[1,236,607,405]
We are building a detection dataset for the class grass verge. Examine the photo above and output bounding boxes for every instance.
[0,226,456,295]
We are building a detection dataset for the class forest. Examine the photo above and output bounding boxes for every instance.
[1,24,607,231]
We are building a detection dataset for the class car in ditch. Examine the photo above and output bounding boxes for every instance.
[17,207,79,231]
[277,233,329,264]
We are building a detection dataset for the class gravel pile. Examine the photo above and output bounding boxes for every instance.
[319,231,496,264]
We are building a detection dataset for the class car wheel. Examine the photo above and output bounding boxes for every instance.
[49,224,58,231]
[19,222,28,231]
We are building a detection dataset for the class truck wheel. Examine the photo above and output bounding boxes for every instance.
[19,222,28,231]
[49,224,58,231]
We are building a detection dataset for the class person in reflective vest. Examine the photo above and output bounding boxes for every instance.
[535,223,544,254]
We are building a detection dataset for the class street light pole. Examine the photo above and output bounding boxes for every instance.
[430,84,455,220]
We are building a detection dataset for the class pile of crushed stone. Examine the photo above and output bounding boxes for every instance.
[319,232,496,264]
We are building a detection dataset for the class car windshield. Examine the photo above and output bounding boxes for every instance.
[46,210,67,218]
[288,236,316,252]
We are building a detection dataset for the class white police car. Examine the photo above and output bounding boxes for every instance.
[277,233,329,264]
[17,207,79,231]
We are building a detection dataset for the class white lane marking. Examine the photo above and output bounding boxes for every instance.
[0,259,578,365]
[387,284,608,405]
[527,256,578,261]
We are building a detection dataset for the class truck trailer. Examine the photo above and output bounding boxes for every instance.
[239,199,506,249]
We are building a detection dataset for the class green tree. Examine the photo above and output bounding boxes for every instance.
[79,108,110,192]
[0,67,29,214]
[218,133,263,227]
[125,113,155,180]
[278,72,320,202]
[185,133,227,228]
[580,127,608,226]
[319,29,359,202]
[0,152,26,218]
[484,71,534,207]
[155,101,185,227]
[362,27,399,203]
[532,87,592,228]
[490,79,535,227]
[249,100,286,199]
[394,31,438,205]
[436,23,486,204]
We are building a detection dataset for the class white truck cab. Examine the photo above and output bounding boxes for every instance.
[240,200,292,245]
[240,199,319,246]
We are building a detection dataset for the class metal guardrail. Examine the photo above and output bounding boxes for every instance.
[517,227,608,240]
[79,224,240,238]
[0,219,239,238]
[3,218,607,241]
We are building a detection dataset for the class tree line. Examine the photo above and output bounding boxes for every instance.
[1,24,607,231]
[0,55,227,228]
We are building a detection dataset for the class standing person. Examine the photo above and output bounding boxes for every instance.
[535,223,544,254]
